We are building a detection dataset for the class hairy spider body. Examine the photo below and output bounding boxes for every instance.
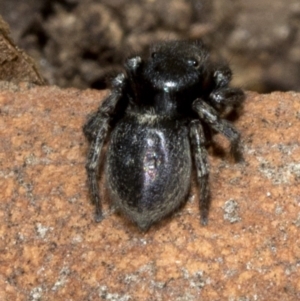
[106,116,192,230]
[83,40,244,231]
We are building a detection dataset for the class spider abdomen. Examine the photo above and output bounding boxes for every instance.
[106,114,192,230]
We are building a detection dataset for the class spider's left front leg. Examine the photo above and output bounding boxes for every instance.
[209,87,245,112]
[192,99,243,162]
[209,65,245,112]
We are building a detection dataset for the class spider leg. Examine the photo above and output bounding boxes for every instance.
[208,63,245,112]
[209,87,245,112]
[124,56,143,100]
[213,64,233,88]
[86,132,106,222]
[83,74,126,141]
[192,99,243,162]
[189,120,210,225]
[83,74,126,222]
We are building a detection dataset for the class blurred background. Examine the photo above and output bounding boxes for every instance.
[1,0,300,92]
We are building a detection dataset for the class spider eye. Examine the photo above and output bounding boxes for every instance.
[151,52,158,59]
[187,59,199,68]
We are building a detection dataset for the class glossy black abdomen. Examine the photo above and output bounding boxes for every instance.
[106,114,192,230]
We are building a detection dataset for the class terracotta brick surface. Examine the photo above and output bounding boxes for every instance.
[0,84,299,300]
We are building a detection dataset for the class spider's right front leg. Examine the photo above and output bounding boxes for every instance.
[83,74,125,222]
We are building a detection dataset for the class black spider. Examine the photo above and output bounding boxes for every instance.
[83,40,245,231]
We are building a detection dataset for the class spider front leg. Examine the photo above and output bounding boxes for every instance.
[190,120,210,225]
[83,74,126,222]
[209,87,245,112]
[209,87,245,108]
[192,99,243,161]
[209,65,245,112]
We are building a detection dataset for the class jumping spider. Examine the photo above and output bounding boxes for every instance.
[83,40,245,231]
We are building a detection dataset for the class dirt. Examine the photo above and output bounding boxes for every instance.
[1,85,300,300]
